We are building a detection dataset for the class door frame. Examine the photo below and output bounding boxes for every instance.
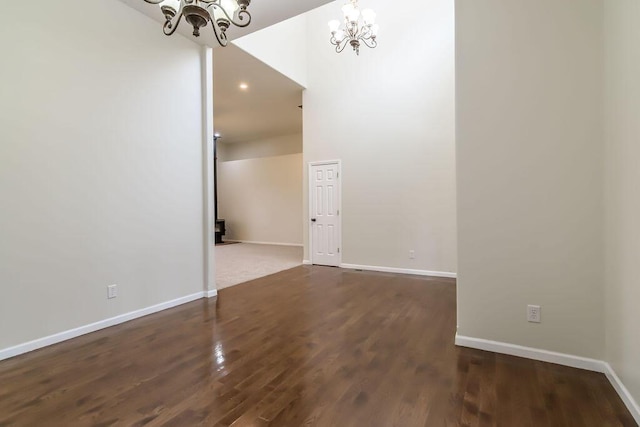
[308,160,342,266]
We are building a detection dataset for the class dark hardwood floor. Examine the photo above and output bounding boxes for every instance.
[0,266,636,426]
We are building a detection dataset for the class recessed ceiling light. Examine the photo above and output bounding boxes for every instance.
[239,82,249,90]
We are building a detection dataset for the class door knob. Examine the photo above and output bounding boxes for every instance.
[311,218,317,222]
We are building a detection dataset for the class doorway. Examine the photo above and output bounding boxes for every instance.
[212,44,304,290]
[309,161,342,267]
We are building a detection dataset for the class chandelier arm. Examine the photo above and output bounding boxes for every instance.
[233,9,252,27]
[208,4,252,28]
[142,0,165,3]
[335,38,349,53]
[210,19,230,47]
[361,37,377,49]
[329,35,348,52]
[163,12,184,36]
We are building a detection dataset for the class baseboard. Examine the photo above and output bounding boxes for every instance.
[0,291,206,362]
[454,334,605,372]
[225,240,303,247]
[340,263,457,279]
[604,362,640,424]
[206,289,218,298]
[302,259,312,265]
[456,334,640,424]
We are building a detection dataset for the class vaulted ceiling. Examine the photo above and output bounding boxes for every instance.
[117,0,331,47]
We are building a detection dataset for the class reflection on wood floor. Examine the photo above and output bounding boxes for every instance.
[0,266,635,426]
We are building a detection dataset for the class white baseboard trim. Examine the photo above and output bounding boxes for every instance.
[0,291,206,362]
[302,259,312,265]
[604,362,640,425]
[224,240,303,247]
[206,289,218,298]
[340,263,457,279]
[455,334,605,372]
[456,334,640,423]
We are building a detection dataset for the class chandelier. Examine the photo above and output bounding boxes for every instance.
[328,0,378,55]
[143,0,252,46]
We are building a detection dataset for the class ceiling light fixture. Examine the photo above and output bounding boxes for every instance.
[328,0,378,55]
[239,83,249,90]
[143,0,252,46]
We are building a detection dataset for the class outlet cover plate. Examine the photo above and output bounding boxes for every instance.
[527,305,541,323]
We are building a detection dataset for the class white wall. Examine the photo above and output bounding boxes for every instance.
[604,0,640,407]
[0,1,205,350]
[302,0,457,273]
[218,133,302,162]
[456,0,604,358]
[233,13,308,87]
[218,153,303,245]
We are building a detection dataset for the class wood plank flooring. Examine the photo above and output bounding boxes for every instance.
[0,266,636,426]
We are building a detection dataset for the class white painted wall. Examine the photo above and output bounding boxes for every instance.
[233,13,308,87]
[604,0,640,407]
[456,0,604,358]
[302,0,457,274]
[218,153,303,245]
[0,0,205,350]
[218,133,302,162]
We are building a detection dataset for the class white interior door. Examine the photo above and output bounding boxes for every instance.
[309,161,341,267]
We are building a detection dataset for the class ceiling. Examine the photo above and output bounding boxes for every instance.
[213,44,303,144]
[118,0,331,47]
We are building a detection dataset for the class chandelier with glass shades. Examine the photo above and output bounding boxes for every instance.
[143,0,251,46]
[328,0,378,55]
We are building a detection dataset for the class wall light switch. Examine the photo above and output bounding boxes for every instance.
[107,284,118,299]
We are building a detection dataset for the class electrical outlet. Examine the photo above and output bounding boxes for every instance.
[107,284,118,299]
[527,305,541,323]
[409,250,415,259]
